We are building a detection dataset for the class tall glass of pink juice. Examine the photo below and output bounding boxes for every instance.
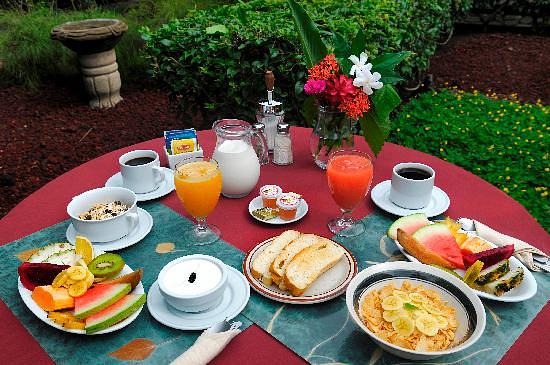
[326,150,373,237]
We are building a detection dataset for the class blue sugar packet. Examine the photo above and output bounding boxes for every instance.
[164,129,197,154]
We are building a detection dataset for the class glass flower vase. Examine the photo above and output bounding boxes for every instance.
[309,105,356,169]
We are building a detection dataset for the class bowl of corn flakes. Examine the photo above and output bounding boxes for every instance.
[346,262,485,360]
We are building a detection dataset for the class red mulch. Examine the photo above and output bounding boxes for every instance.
[0,31,548,219]
[428,32,550,104]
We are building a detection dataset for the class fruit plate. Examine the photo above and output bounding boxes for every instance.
[18,250,145,335]
[393,233,537,302]
[242,237,357,304]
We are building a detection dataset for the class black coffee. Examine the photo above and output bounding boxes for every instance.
[397,168,432,180]
[125,157,155,166]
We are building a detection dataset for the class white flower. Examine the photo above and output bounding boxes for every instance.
[352,68,383,95]
[348,52,371,76]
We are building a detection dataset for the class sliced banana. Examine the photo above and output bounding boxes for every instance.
[435,315,449,329]
[392,316,415,337]
[85,270,95,288]
[409,292,428,304]
[415,314,439,336]
[68,281,88,297]
[52,272,68,288]
[422,302,443,315]
[410,308,429,319]
[381,295,403,311]
[383,309,406,322]
[392,290,410,303]
[66,266,87,281]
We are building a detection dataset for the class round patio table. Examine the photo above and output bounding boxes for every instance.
[1,127,548,364]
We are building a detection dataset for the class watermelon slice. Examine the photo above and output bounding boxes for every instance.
[85,294,146,334]
[413,224,464,269]
[387,213,430,240]
[74,283,131,319]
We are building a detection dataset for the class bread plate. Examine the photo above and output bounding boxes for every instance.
[393,234,537,302]
[243,237,357,304]
[18,250,145,335]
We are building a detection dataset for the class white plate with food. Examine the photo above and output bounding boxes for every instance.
[346,261,485,360]
[248,195,308,225]
[243,230,357,304]
[18,242,145,335]
[388,214,537,302]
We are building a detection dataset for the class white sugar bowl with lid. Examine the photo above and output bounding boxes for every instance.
[158,254,228,312]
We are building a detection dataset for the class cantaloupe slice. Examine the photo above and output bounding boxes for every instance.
[32,285,74,311]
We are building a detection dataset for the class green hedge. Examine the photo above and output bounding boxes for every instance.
[390,89,549,231]
[141,0,472,124]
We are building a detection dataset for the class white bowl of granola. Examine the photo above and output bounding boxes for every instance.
[67,187,138,242]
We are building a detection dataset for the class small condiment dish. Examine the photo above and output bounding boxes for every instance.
[158,254,228,313]
[67,187,138,242]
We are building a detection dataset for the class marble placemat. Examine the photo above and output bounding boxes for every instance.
[0,202,251,364]
[241,211,550,365]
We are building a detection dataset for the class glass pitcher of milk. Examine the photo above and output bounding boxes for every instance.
[212,119,265,198]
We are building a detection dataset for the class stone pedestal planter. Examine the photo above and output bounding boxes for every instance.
[51,19,128,109]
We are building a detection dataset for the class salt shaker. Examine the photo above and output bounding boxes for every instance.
[251,122,270,165]
[256,70,285,153]
[273,123,293,165]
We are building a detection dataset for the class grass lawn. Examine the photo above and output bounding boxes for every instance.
[390,88,549,231]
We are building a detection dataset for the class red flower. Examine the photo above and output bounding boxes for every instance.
[339,89,370,119]
[308,54,339,80]
[325,74,356,106]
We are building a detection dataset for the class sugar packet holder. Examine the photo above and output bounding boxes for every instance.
[164,146,204,170]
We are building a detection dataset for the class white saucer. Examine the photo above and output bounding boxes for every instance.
[66,207,153,251]
[371,180,450,218]
[248,195,308,225]
[105,167,175,202]
[147,265,250,330]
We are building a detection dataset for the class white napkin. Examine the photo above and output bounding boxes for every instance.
[170,321,242,365]
[464,218,549,272]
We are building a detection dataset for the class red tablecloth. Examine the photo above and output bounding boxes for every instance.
[1,127,548,364]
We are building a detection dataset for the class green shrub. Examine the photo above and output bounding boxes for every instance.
[141,0,472,123]
[390,89,549,231]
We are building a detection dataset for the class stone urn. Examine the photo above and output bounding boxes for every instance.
[51,19,128,109]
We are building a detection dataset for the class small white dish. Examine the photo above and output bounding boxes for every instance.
[105,167,175,202]
[371,180,450,218]
[248,195,308,225]
[147,265,250,330]
[243,236,357,304]
[393,232,537,302]
[18,250,145,335]
[66,207,153,251]
[346,261,485,360]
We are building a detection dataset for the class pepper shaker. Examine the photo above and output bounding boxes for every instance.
[251,122,270,165]
[273,122,293,165]
[256,70,284,153]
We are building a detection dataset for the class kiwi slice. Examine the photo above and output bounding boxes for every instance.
[88,253,125,279]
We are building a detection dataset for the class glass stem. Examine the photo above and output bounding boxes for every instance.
[195,217,208,233]
[340,208,353,222]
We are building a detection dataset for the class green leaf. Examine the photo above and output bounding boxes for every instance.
[286,0,327,68]
[301,95,316,127]
[359,112,386,156]
[404,303,418,310]
[379,71,404,85]
[236,7,248,24]
[205,24,228,34]
[160,39,173,47]
[332,32,350,59]
[372,85,401,122]
[350,30,366,56]
[372,51,412,72]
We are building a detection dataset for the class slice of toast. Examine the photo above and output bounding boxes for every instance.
[396,228,455,269]
[270,234,319,290]
[251,230,301,286]
[283,241,344,296]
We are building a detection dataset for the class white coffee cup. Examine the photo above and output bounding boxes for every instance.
[389,162,435,209]
[119,150,165,194]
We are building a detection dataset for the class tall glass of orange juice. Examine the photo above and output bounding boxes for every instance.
[326,150,373,237]
[174,157,222,245]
